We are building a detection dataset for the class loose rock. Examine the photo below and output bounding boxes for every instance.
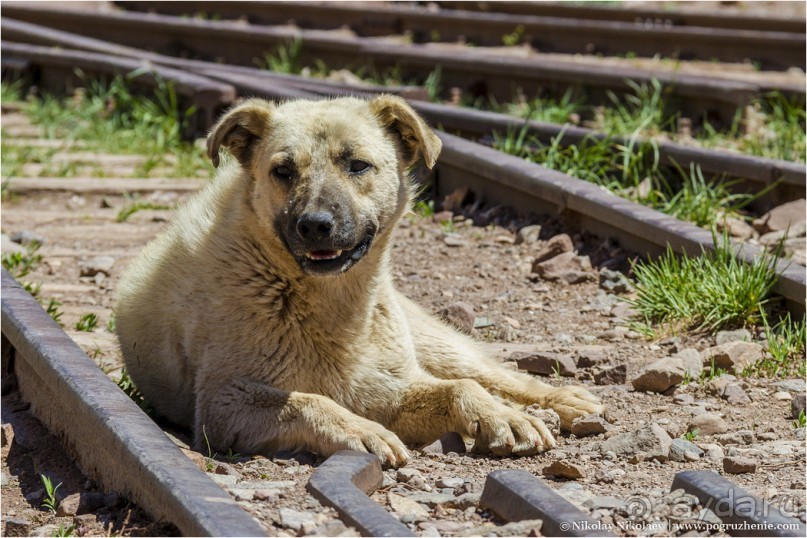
[571,414,610,437]
[715,430,754,445]
[515,225,541,245]
[600,423,671,461]
[753,199,805,234]
[575,346,610,368]
[533,251,595,284]
[594,364,627,385]
[279,507,317,533]
[723,456,757,474]
[721,383,751,405]
[688,414,728,436]
[701,342,764,373]
[599,269,633,294]
[515,352,577,377]
[78,255,115,277]
[631,358,687,393]
[543,461,586,479]
[792,393,806,419]
[1,234,26,255]
[715,328,752,346]
[387,492,430,522]
[419,432,467,454]
[669,438,704,462]
[531,234,573,266]
[3,518,32,537]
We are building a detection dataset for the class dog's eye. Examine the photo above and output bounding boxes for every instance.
[349,160,371,174]
[273,166,293,181]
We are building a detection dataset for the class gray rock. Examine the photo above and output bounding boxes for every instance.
[473,316,495,329]
[437,302,475,334]
[792,393,806,419]
[721,383,751,405]
[443,233,468,247]
[312,519,355,537]
[759,221,807,245]
[675,349,704,378]
[279,508,317,533]
[673,393,695,405]
[56,492,115,517]
[631,358,686,393]
[575,346,610,368]
[405,492,456,508]
[207,473,238,487]
[387,492,430,522]
[396,468,422,483]
[556,482,594,507]
[515,352,577,377]
[0,471,7,487]
[419,521,474,534]
[703,444,725,462]
[715,329,752,346]
[531,234,573,266]
[3,518,32,537]
[723,456,756,474]
[688,414,728,436]
[488,520,543,536]
[753,199,805,234]
[571,414,609,437]
[701,342,764,373]
[515,225,542,245]
[454,492,482,510]
[669,438,704,462]
[776,379,806,393]
[419,432,467,454]
[599,269,633,294]
[533,251,595,284]
[583,495,627,511]
[79,255,115,277]
[10,230,46,245]
[594,364,627,385]
[31,525,61,537]
[436,477,465,489]
[1,234,26,255]
[600,423,671,461]
[715,430,754,445]
[543,461,586,479]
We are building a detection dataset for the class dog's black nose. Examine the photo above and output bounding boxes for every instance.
[297,212,334,241]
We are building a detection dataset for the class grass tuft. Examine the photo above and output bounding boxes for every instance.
[75,313,99,332]
[629,230,779,333]
[746,312,806,378]
[40,474,61,514]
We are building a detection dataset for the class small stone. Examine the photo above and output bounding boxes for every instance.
[78,255,116,277]
[473,316,495,329]
[1,234,26,255]
[701,342,765,373]
[531,234,573,266]
[718,216,755,240]
[775,379,806,393]
[515,225,541,245]
[543,461,586,479]
[571,414,609,437]
[405,492,455,508]
[675,349,704,378]
[436,477,464,489]
[600,423,671,461]
[721,383,751,405]
[700,443,725,462]
[673,394,695,405]
[10,230,46,245]
[715,329,752,346]
[454,491,482,510]
[631,358,686,393]
[442,234,467,247]
[773,392,792,401]
[23,488,44,503]
[279,507,317,533]
[723,456,756,474]
[583,495,627,511]
[396,468,422,483]
[575,346,610,368]
[715,430,754,445]
[432,210,453,224]
[207,473,238,487]
[387,492,430,522]
[1,423,14,447]
[599,269,633,294]
[437,302,475,334]
[419,432,467,454]
[515,352,577,377]
[594,364,627,385]
[312,519,354,537]
[3,518,31,537]
[533,251,594,283]
[792,393,806,419]
[180,448,208,472]
[688,414,728,436]
[488,519,543,536]
[253,489,278,502]
[753,199,805,234]
[31,525,60,537]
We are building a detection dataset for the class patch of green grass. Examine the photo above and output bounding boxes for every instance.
[794,410,806,429]
[40,474,61,514]
[255,38,304,74]
[1,241,42,279]
[502,25,526,47]
[629,230,779,333]
[53,523,76,537]
[116,198,173,222]
[18,75,210,178]
[700,358,729,383]
[508,89,583,125]
[595,79,674,137]
[683,429,699,441]
[746,312,806,378]
[45,298,64,326]
[75,313,99,332]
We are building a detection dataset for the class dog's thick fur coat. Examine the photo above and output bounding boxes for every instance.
[115,96,604,465]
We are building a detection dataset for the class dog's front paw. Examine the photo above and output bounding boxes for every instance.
[325,417,411,467]
[544,386,605,431]
[470,405,556,457]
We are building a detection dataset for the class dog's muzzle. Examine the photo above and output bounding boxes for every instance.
[286,211,376,275]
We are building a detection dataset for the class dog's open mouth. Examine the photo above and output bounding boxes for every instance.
[298,235,373,275]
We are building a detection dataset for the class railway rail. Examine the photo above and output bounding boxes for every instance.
[114,0,806,71]
[3,3,804,128]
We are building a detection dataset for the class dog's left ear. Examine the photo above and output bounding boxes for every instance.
[369,95,442,169]
[207,99,274,168]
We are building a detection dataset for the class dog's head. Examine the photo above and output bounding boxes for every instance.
[207,96,441,276]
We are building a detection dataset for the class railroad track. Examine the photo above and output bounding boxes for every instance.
[3,281,806,536]
[3,3,804,128]
[1,4,805,535]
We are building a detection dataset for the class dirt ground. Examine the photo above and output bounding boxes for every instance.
[1,36,805,531]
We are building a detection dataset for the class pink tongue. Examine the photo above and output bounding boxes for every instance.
[310,250,338,259]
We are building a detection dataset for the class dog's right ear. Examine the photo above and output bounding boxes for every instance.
[207,99,273,168]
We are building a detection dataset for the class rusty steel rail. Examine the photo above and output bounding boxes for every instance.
[434,132,805,310]
[3,4,803,128]
[115,0,806,70]
[435,1,806,33]
[1,40,235,133]
[0,270,266,537]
